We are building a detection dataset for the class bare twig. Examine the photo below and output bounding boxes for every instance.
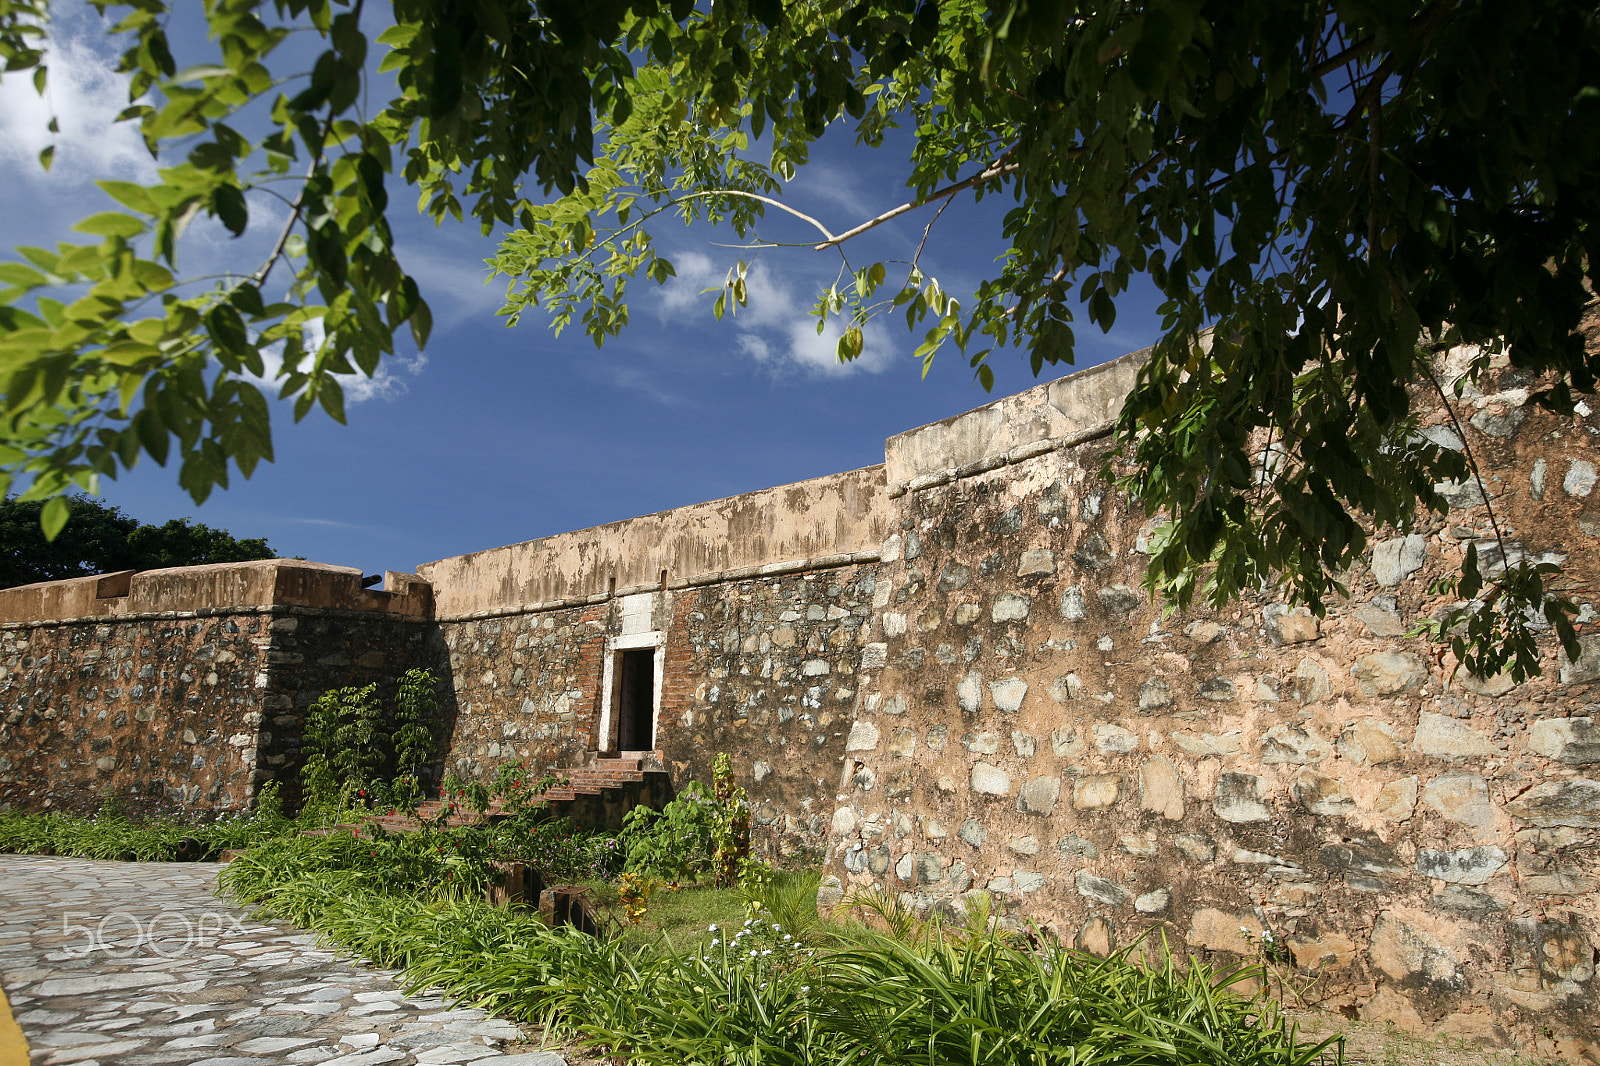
[813,156,1021,251]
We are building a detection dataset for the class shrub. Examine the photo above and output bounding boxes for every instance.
[299,668,444,811]
[618,781,716,882]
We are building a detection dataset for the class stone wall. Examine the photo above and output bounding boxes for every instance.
[1,341,1596,1055]
[419,465,892,858]
[0,562,438,813]
[431,561,882,863]
[823,349,1600,1058]
[659,564,880,862]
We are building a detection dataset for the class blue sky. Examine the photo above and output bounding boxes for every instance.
[1,4,1162,577]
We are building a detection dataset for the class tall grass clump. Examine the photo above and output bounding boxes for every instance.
[0,783,293,861]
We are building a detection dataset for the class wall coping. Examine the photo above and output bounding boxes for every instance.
[432,548,882,623]
[883,349,1144,487]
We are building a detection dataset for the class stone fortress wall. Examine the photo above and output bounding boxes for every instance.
[0,346,1595,1055]
[413,465,891,858]
[826,347,1600,1057]
[0,561,436,810]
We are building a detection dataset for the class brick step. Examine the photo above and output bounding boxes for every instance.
[592,757,645,772]
[564,770,646,785]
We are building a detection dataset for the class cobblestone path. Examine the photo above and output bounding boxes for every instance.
[0,856,564,1066]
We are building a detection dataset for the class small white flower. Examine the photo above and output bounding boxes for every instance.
[708,923,718,932]
[710,939,719,947]
[801,986,810,993]
[782,934,792,941]
[772,923,782,931]
[750,950,759,958]
[762,949,772,956]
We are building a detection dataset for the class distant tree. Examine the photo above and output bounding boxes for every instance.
[126,517,274,572]
[0,496,138,588]
[0,495,274,589]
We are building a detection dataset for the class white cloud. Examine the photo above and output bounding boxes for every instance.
[0,9,153,187]
[402,250,504,329]
[248,317,429,405]
[657,251,899,378]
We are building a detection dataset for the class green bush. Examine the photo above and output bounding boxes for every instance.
[300,667,444,811]
[618,781,717,881]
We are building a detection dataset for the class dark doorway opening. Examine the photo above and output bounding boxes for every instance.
[617,648,655,751]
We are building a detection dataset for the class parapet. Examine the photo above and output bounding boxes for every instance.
[417,464,890,617]
[884,349,1145,492]
[0,558,433,625]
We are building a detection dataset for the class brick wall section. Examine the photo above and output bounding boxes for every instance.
[825,357,1600,1058]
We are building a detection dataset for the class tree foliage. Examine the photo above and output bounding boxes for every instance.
[2,0,1597,677]
[0,493,274,587]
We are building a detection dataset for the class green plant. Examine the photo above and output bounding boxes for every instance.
[735,858,775,916]
[392,667,441,787]
[300,669,445,813]
[709,752,750,889]
[0,801,297,862]
[616,871,659,926]
[619,781,716,883]
[740,869,828,945]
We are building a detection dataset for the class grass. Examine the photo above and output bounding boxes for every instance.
[4,805,1348,1065]
[0,803,293,861]
[219,839,1344,1066]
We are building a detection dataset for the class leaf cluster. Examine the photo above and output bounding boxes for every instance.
[299,667,444,809]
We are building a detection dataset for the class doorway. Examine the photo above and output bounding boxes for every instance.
[615,647,655,751]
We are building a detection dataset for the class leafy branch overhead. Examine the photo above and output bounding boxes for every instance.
[0,0,717,518]
[488,0,1600,681]
[4,0,1598,680]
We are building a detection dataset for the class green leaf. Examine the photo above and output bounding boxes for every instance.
[37,144,53,171]
[0,263,47,288]
[98,180,156,214]
[408,298,432,349]
[74,213,145,238]
[211,184,248,236]
[838,326,864,362]
[40,495,68,541]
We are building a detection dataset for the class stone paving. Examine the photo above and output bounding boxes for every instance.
[0,855,566,1066]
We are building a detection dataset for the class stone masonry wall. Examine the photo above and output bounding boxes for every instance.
[660,564,880,863]
[0,608,442,813]
[0,562,438,814]
[823,349,1600,1059]
[0,613,272,811]
[257,609,445,808]
[438,604,609,778]
[433,563,880,863]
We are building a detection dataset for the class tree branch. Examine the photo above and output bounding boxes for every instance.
[812,156,1021,251]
